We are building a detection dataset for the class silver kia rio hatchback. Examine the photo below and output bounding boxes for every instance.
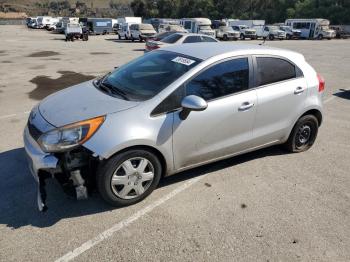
[24,43,325,211]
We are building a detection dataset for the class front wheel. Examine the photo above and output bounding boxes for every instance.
[97,149,162,207]
[240,33,245,40]
[284,115,319,153]
[269,34,274,40]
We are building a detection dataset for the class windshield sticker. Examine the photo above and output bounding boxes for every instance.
[172,57,196,66]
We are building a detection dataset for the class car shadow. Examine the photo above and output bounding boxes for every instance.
[333,89,350,100]
[0,145,287,229]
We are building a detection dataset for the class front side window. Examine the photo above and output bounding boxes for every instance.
[256,57,298,86]
[101,51,201,101]
[186,58,250,101]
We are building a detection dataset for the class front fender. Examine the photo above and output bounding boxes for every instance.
[83,108,175,174]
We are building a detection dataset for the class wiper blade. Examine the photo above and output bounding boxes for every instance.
[101,81,130,101]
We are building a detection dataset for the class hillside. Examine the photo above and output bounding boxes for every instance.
[0,0,132,17]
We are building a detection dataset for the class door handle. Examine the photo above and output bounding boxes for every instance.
[238,102,254,111]
[294,86,305,94]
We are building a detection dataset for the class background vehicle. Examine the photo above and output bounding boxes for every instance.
[65,23,88,42]
[24,43,324,210]
[278,25,301,39]
[227,19,264,39]
[215,26,240,40]
[231,25,257,40]
[180,18,216,37]
[145,33,218,52]
[117,17,142,40]
[261,25,286,40]
[285,18,336,39]
[129,23,157,41]
[147,30,186,42]
[87,18,113,35]
[158,24,186,33]
[330,25,350,39]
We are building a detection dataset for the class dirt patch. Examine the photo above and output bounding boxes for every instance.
[240,203,247,209]
[29,70,95,100]
[204,183,212,187]
[27,51,60,58]
[90,52,112,55]
[2,61,12,63]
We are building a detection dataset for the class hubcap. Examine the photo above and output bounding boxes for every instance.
[296,124,311,147]
[111,157,154,199]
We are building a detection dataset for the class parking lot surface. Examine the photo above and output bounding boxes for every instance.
[0,26,350,261]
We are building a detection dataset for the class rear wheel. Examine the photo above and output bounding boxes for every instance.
[269,34,274,40]
[284,115,319,153]
[317,34,324,40]
[97,149,162,207]
[223,34,228,41]
[240,33,245,40]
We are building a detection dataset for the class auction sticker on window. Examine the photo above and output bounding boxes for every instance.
[172,56,196,66]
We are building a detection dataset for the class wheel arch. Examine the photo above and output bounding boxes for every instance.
[301,109,323,126]
[103,145,168,178]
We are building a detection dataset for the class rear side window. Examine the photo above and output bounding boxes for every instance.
[256,57,300,86]
[201,36,217,42]
[183,36,202,43]
[186,58,250,101]
[161,33,182,43]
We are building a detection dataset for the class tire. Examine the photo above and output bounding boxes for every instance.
[118,34,121,40]
[131,35,134,42]
[284,115,319,153]
[124,34,128,40]
[286,34,291,40]
[317,34,323,40]
[223,34,228,41]
[97,149,162,207]
[269,34,274,40]
[240,33,245,40]
[139,36,143,42]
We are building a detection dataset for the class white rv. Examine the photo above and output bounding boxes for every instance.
[180,18,215,37]
[285,19,336,39]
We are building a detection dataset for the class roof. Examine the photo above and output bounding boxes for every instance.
[161,42,301,60]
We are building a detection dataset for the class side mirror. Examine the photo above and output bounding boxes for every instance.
[179,95,207,120]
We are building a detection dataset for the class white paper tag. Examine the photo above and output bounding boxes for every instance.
[172,56,196,66]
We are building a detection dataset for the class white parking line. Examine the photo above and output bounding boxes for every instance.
[55,176,203,262]
[0,111,30,120]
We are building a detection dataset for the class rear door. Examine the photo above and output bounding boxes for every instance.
[251,56,307,146]
[171,57,257,169]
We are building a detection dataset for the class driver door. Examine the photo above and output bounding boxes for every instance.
[171,57,257,170]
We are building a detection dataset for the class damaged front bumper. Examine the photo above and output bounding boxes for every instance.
[23,126,59,211]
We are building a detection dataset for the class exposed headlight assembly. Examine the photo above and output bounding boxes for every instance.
[38,116,105,152]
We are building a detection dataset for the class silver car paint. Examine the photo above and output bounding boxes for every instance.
[39,80,139,127]
[27,43,323,179]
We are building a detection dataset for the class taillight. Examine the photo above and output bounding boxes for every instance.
[317,73,325,92]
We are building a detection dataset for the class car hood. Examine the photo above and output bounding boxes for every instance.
[39,80,139,127]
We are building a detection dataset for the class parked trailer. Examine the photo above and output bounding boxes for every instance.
[180,18,215,37]
[87,18,113,35]
[285,19,336,39]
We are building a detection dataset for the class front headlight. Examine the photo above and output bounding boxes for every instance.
[38,116,105,152]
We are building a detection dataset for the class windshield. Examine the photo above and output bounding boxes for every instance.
[139,24,154,30]
[102,51,201,101]
[321,25,330,30]
[199,25,211,30]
